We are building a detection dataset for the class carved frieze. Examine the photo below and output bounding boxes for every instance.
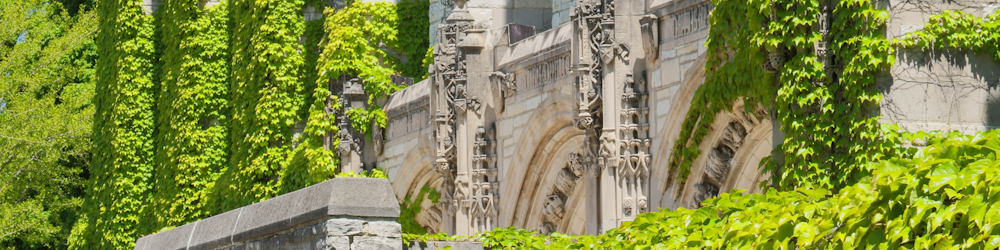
[515,53,570,91]
[671,3,710,38]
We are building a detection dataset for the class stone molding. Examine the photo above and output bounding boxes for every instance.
[133,178,401,250]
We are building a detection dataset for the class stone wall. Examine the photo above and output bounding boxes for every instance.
[133,178,403,250]
[880,0,1000,133]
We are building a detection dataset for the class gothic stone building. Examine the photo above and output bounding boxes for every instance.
[365,0,1000,236]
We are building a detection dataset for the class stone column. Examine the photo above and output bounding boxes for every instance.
[431,0,502,236]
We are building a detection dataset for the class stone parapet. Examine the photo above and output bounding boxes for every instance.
[133,178,402,250]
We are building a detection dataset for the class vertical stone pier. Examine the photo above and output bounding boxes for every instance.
[133,178,402,250]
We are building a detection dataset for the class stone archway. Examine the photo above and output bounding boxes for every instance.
[498,92,584,231]
[684,101,772,208]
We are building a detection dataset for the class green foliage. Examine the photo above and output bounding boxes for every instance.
[68,0,156,248]
[0,1,97,248]
[334,168,387,178]
[669,0,896,191]
[140,0,229,235]
[319,1,401,100]
[395,0,430,80]
[399,186,440,235]
[895,9,1000,60]
[315,0,429,143]
[208,0,306,214]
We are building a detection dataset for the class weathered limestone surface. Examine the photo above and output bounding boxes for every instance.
[382,0,1000,237]
[880,0,1000,133]
[133,178,402,250]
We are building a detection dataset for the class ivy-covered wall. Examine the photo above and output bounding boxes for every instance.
[668,0,895,192]
[140,0,230,235]
[206,0,307,215]
[68,0,156,248]
[68,0,431,248]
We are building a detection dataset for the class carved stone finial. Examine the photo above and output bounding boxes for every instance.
[446,0,473,22]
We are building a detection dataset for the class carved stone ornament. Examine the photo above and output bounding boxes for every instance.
[490,72,516,113]
[454,98,467,114]
[598,132,616,169]
[337,129,361,155]
[640,14,659,62]
[468,96,482,115]
[618,43,630,63]
[542,195,566,223]
[762,47,785,73]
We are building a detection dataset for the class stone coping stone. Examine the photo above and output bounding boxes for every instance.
[134,178,400,250]
[406,241,485,250]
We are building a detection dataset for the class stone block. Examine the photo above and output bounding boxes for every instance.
[656,99,672,117]
[352,236,403,250]
[326,217,364,236]
[662,59,680,86]
[324,178,401,218]
[677,43,698,57]
[328,236,351,250]
[661,48,676,59]
[365,219,403,237]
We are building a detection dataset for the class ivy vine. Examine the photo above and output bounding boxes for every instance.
[208,0,306,214]
[68,0,156,248]
[140,0,230,235]
[668,0,896,191]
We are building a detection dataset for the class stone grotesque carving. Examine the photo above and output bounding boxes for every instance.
[490,72,516,112]
[554,169,579,196]
[542,195,566,223]
[762,47,785,73]
[618,43,630,63]
[705,147,733,183]
[693,182,719,207]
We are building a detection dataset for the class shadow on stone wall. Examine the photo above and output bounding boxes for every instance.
[877,48,1000,130]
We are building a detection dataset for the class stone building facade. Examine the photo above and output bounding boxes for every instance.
[376,0,1000,236]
